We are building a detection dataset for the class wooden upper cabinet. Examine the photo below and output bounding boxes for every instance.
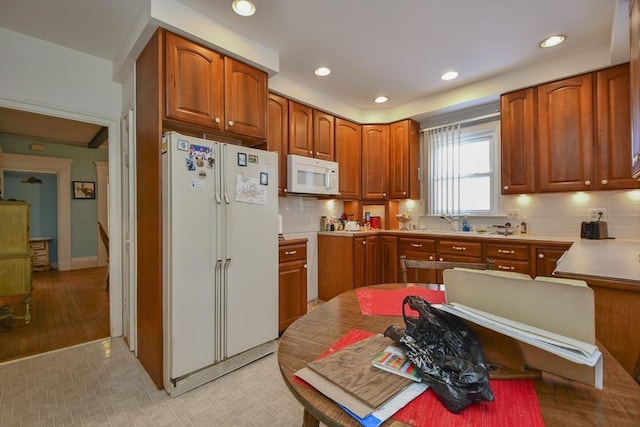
[630,0,640,179]
[500,88,536,194]
[165,32,224,130]
[288,101,314,157]
[389,119,419,199]
[267,93,289,194]
[224,57,267,140]
[313,110,335,161]
[361,124,389,200]
[596,63,639,190]
[537,74,594,192]
[335,118,361,199]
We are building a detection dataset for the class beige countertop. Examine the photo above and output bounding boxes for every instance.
[318,229,575,243]
[554,239,640,283]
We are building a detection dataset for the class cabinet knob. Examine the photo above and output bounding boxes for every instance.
[402,191,407,195]
[504,185,509,190]
[362,240,366,245]
[429,256,434,260]
[538,254,545,259]
[584,180,591,185]
[215,117,221,124]
[228,120,234,127]
[601,179,608,185]
[439,257,444,262]
[304,264,307,269]
[383,192,387,197]
[316,152,320,156]
[309,150,313,155]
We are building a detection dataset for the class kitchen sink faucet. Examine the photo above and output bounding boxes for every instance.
[440,214,460,231]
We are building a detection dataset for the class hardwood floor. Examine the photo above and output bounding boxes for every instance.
[0,266,110,363]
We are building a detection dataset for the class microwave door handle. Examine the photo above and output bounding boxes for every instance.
[325,169,330,189]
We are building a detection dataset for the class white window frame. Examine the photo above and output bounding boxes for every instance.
[421,118,502,216]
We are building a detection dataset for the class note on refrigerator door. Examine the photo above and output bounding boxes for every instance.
[235,174,266,205]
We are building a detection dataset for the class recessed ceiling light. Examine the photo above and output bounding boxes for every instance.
[441,71,459,81]
[540,35,566,48]
[314,67,331,77]
[374,96,388,104]
[232,0,256,17]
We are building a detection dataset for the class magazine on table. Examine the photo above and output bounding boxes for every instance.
[371,345,422,382]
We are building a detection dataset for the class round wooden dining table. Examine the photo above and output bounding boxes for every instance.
[277,283,640,427]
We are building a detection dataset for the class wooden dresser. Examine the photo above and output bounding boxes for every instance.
[29,237,52,271]
[0,201,33,324]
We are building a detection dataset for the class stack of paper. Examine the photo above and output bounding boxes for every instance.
[295,334,428,427]
[440,269,603,388]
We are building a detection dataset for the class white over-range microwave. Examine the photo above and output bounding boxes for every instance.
[287,154,339,195]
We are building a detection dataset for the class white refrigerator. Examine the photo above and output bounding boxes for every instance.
[161,131,279,396]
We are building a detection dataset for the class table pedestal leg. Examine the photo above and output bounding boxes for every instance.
[302,409,319,427]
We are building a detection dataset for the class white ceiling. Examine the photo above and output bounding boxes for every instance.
[0,0,631,145]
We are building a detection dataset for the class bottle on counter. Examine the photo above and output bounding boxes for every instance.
[520,216,528,234]
[320,216,327,231]
[462,216,470,232]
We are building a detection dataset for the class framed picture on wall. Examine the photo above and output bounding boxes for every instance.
[73,181,95,199]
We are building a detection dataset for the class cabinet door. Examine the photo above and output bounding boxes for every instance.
[596,63,640,190]
[535,246,569,277]
[165,32,224,130]
[313,110,335,161]
[318,235,354,301]
[268,93,289,194]
[278,260,307,333]
[335,118,361,199]
[500,88,536,194]
[631,0,640,178]
[224,57,267,140]
[379,236,398,284]
[537,74,594,192]
[362,124,389,200]
[389,119,419,199]
[355,236,379,288]
[288,101,314,157]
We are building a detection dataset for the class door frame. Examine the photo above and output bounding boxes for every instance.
[0,98,123,338]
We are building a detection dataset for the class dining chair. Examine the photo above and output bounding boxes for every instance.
[98,221,109,290]
[399,255,494,288]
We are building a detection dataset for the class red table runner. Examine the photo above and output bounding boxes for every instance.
[356,286,446,316]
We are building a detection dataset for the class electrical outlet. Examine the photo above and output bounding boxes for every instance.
[588,208,607,222]
[507,209,521,219]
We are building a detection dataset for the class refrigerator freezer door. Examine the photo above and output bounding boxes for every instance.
[221,144,279,357]
[163,132,218,379]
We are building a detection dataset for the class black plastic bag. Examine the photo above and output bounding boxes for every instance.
[384,295,494,414]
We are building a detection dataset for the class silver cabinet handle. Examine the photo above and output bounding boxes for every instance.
[285,250,297,255]
[452,246,466,251]
[498,265,515,270]
[498,249,515,254]
[410,243,422,248]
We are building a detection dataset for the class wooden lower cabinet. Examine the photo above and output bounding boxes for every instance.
[534,244,571,277]
[379,236,397,283]
[397,237,437,284]
[278,239,308,333]
[486,242,530,275]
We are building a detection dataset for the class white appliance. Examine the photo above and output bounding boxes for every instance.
[162,131,279,396]
[287,154,339,195]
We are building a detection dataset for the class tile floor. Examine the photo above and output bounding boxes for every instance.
[0,337,305,426]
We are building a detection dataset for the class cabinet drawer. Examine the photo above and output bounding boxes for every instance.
[30,242,45,250]
[438,240,483,257]
[32,255,48,264]
[486,243,529,261]
[279,243,307,263]
[492,260,530,275]
[398,238,436,253]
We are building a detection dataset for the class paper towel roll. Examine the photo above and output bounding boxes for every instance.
[278,214,283,235]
